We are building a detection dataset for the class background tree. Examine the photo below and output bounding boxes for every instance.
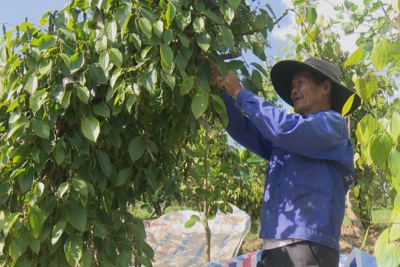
[286,0,400,266]
[0,0,276,266]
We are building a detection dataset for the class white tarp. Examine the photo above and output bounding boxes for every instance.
[143,204,251,267]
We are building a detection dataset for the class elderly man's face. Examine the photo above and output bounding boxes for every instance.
[291,70,330,115]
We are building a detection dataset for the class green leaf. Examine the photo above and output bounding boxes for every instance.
[221,4,235,24]
[369,133,393,168]
[204,9,224,24]
[166,2,176,28]
[55,143,65,165]
[251,69,263,90]
[94,224,108,237]
[59,27,76,42]
[196,32,211,52]
[61,90,72,109]
[132,33,142,50]
[219,25,235,51]
[184,215,200,228]
[143,168,158,189]
[176,10,191,31]
[7,121,27,140]
[37,34,57,51]
[341,93,356,116]
[70,52,84,73]
[28,234,41,254]
[390,112,400,142]
[153,20,164,38]
[139,17,152,39]
[24,71,38,95]
[227,0,241,9]
[77,85,90,103]
[81,116,100,142]
[93,103,110,118]
[30,89,48,112]
[32,117,50,139]
[161,70,175,89]
[160,44,174,70]
[28,205,46,239]
[344,46,364,67]
[96,150,112,177]
[3,212,21,237]
[116,168,131,186]
[109,48,123,67]
[378,243,400,267]
[0,184,10,205]
[356,114,376,144]
[66,201,87,232]
[128,136,145,162]
[105,20,117,43]
[99,51,110,71]
[110,68,123,88]
[64,236,83,266]
[193,17,205,33]
[89,63,108,84]
[51,219,67,245]
[180,76,195,96]
[80,249,93,267]
[126,95,137,113]
[72,177,88,199]
[9,240,22,261]
[354,76,368,101]
[211,94,228,128]
[389,149,400,179]
[38,60,53,74]
[375,228,390,257]
[307,7,317,25]
[56,182,69,199]
[390,202,400,241]
[191,89,209,119]
[393,0,400,12]
[178,34,190,48]
[371,38,392,71]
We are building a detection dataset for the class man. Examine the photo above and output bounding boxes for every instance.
[207,58,361,267]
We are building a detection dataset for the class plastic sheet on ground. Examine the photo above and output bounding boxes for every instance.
[143,204,251,267]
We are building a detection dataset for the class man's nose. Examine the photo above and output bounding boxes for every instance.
[291,87,298,96]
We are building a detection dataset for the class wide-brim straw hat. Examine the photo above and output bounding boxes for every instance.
[270,58,361,116]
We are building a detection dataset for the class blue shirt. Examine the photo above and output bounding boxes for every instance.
[221,89,355,251]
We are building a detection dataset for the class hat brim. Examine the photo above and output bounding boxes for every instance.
[270,60,361,116]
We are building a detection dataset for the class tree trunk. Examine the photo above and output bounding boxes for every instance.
[345,117,364,238]
[346,184,365,238]
[203,118,211,262]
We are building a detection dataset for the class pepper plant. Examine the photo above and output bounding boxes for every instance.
[0,0,275,266]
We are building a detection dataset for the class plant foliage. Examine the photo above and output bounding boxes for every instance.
[0,0,274,266]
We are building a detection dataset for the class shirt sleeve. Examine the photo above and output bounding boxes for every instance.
[221,91,273,160]
[232,89,350,161]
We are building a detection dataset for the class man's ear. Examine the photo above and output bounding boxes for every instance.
[322,80,332,95]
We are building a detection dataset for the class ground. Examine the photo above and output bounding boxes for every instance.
[240,224,383,256]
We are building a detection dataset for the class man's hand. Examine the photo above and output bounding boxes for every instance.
[205,58,243,98]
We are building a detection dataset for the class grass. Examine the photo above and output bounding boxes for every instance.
[371,207,392,224]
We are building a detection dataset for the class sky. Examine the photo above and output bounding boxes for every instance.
[0,0,65,28]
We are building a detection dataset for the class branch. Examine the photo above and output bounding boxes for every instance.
[274,9,293,26]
